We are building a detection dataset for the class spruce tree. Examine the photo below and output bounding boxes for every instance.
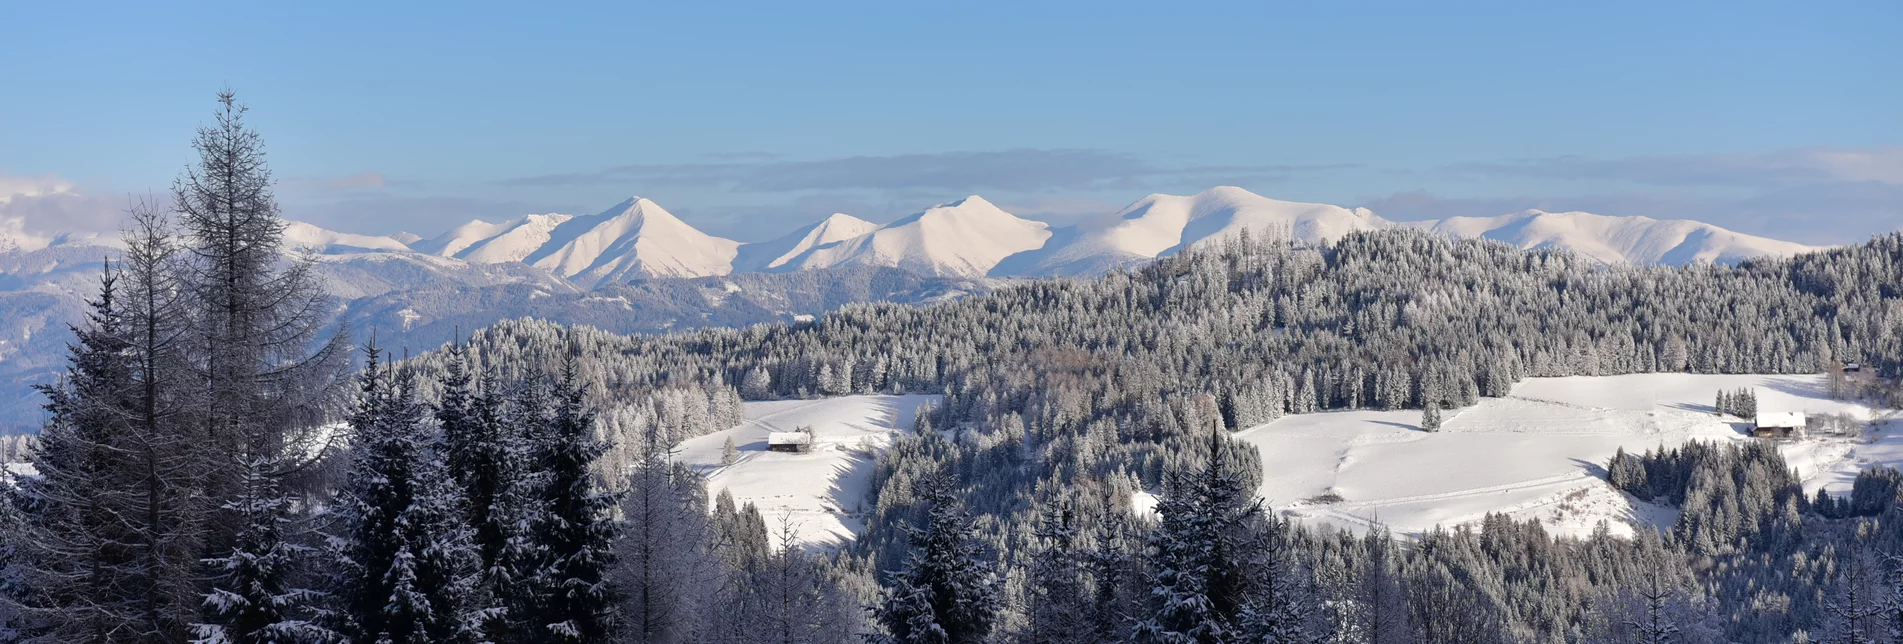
[1022,500,1092,644]
[871,479,1001,644]
[191,455,334,644]
[4,265,141,642]
[530,355,619,641]
[330,346,480,643]
[484,374,548,642]
[1133,424,1314,643]
[436,343,517,630]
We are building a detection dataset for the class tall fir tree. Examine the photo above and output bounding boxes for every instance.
[173,90,347,555]
[329,346,480,643]
[1020,500,1093,644]
[871,479,1002,644]
[191,454,334,644]
[3,264,142,642]
[530,354,619,641]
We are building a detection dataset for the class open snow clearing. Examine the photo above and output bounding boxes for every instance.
[676,394,939,549]
[1239,373,1892,538]
[671,375,1891,548]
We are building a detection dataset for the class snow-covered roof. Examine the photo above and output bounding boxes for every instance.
[1757,412,1806,428]
[767,431,812,445]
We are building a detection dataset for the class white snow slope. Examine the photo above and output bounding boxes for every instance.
[1407,209,1821,265]
[282,221,413,254]
[997,187,1392,277]
[1237,373,1891,538]
[732,213,880,272]
[779,196,1052,278]
[677,395,940,549]
[523,198,742,286]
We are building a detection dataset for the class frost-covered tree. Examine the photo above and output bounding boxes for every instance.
[530,355,619,641]
[1020,500,1093,644]
[191,455,334,644]
[174,91,347,552]
[615,408,713,643]
[742,367,773,400]
[872,480,1001,644]
[4,265,143,642]
[329,346,480,643]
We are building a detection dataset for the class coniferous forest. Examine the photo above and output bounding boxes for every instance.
[9,97,1903,643]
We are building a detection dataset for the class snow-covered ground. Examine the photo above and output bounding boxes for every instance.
[2,461,35,487]
[1237,373,1893,538]
[677,394,939,549]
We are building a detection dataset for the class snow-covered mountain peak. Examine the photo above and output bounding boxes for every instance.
[424,213,575,264]
[1411,209,1820,265]
[778,196,1051,278]
[282,221,413,254]
[521,196,740,286]
[997,186,1390,277]
[734,212,880,272]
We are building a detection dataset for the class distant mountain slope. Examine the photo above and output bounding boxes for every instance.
[516,198,741,286]
[279,188,1821,286]
[341,265,989,354]
[997,186,1390,276]
[780,196,1052,278]
[1407,210,1820,265]
[283,221,413,254]
[733,213,880,272]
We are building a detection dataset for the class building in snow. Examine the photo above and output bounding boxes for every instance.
[1754,412,1806,438]
[767,431,813,453]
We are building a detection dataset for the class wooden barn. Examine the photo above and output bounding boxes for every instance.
[1754,412,1806,438]
[767,431,813,453]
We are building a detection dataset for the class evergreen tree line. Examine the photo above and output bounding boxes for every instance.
[0,92,349,643]
[1605,441,1903,640]
[418,228,1903,642]
[13,91,1903,641]
[0,94,870,644]
[1716,388,1760,420]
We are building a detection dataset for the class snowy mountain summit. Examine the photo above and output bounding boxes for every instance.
[774,196,1053,278]
[1406,209,1818,266]
[999,187,1392,276]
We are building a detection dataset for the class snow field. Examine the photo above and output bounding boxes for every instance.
[675,394,940,549]
[1236,373,1889,538]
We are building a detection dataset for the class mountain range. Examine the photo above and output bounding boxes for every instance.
[276,186,1821,285]
[0,186,1829,432]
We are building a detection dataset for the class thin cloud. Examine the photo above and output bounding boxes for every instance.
[286,195,584,237]
[497,149,1351,194]
[0,172,140,241]
[1449,146,1903,188]
[0,172,78,205]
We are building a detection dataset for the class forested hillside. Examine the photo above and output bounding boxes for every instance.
[422,224,1903,642]
[9,92,1903,643]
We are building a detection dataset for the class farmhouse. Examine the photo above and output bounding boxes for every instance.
[1754,412,1806,438]
[767,431,813,453]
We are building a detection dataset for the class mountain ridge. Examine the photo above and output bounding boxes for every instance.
[7,187,1825,290]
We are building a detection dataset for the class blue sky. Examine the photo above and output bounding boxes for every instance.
[3,0,1899,243]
